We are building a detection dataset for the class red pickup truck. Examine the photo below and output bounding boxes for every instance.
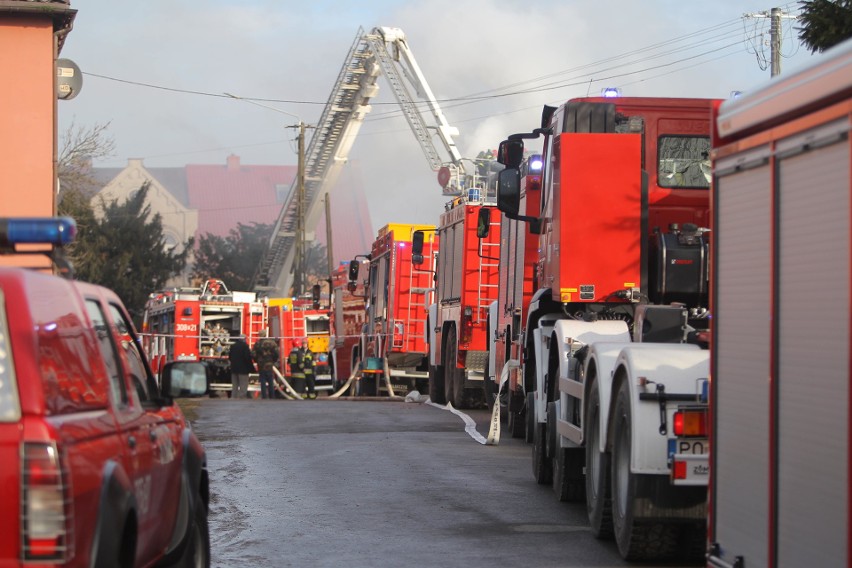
[0,218,211,567]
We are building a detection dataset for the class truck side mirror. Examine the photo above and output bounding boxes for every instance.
[497,139,524,168]
[311,284,321,309]
[411,230,425,265]
[348,259,360,282]
[496,168,521,216]
[476,207,491,238]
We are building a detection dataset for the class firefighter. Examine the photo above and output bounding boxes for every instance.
[302,347,317,399]
[252,329,279,399]
[288,340,306,397]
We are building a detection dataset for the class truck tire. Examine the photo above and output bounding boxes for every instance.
[508,390,526,440]
[585,379,613,539]
[553,445,586,503]
[532,408,552,485]
[483,356,496,411]
[443,328,464,407]
[428,364,445,404]
[524,391,535,443]
[611,379,678,560]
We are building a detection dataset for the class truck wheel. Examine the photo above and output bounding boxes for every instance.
[443,328,461,407]
[524,391,535,443]
[532,407,552,485]
[483,357,496,411]
[611,379,677,560]
[508,391,526,439]
[585,380,612,539]
[428,364,445,404]
[553,445,586,503]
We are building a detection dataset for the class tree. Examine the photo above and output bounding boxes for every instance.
[798,0,852,53]
[193,222,272,292]
[61,182,192,320]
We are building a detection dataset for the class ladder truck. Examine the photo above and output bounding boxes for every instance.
[486,153,543,435]
[494,96,718,561]
[417,190,501,409]
[709,39,852,568]
[348,223,437,396]
[254,26,469,296]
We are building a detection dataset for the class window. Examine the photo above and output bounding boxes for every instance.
[658,136,711,189]
[108,303,159,405]
[85,299,127,407]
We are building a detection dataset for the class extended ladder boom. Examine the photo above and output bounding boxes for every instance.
[253,26,465,297]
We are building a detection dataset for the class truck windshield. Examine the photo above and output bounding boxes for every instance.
[658,136,711,189]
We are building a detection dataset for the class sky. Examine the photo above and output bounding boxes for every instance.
[57,0,816,235]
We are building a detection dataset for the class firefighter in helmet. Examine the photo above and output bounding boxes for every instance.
[288,340,306,396]
[302,346,317,399]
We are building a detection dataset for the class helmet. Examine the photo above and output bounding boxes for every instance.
[293,340,302,348]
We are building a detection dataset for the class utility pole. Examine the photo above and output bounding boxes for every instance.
[324,193,335,310]
[293,121,307,297]
[744,7,799,77]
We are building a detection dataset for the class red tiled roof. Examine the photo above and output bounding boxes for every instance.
[185,155,373,266]
[185,156,294,237]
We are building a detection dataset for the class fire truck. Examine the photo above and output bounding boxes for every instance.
[348,223,437,396]
[267,296,332,392]
[708,39,852,568]
[418,191,501,409]
[494,96,718,561]
[330,261,367,391]
[486,153,543,436]
[142,278,266,392]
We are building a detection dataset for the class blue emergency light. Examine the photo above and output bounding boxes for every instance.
[0,217,77,248]
[601,87,622,98]
[528,155,543,172]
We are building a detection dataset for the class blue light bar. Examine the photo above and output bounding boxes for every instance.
[601,87,622,98]
[0,217,77,247]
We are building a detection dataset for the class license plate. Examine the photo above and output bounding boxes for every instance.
[676,439,709,455]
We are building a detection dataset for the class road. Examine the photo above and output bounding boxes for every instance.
[181,396,699,568]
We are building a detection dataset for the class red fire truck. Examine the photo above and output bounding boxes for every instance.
[708,39,852,568]
[486,153,543,435]
[330,261,367,391]
[267,296,332,392]
[142,278,266,392]
[418,193,501,409]
[348,223,437,396]
[494,96,718,560]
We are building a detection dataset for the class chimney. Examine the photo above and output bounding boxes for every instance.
[226,154,240,172]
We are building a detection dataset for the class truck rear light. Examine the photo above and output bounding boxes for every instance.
[392,321,404,348]
[672,460,687,480]
[673,409,707,437]
[461,307,473,344]
[21,442,69,561]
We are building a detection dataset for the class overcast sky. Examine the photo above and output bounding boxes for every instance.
[58,1,815,234]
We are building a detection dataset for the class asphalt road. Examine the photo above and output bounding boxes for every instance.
[182,396,699,568]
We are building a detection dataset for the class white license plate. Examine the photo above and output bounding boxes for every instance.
[676,439,709,455]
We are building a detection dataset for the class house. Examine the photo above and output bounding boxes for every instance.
[90,154,374,287]
[0,0,76,268]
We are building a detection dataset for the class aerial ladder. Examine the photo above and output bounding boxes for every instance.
[252,26,467,296]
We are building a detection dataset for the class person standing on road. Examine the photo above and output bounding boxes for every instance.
[288,340,306,397]
[229,334,255,399]
[302,348,317,399]
[253,329,280,399]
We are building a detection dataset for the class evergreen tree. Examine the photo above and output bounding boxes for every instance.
[193,222,272,292]
[61,182,192,320]
[798,0,852,53]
